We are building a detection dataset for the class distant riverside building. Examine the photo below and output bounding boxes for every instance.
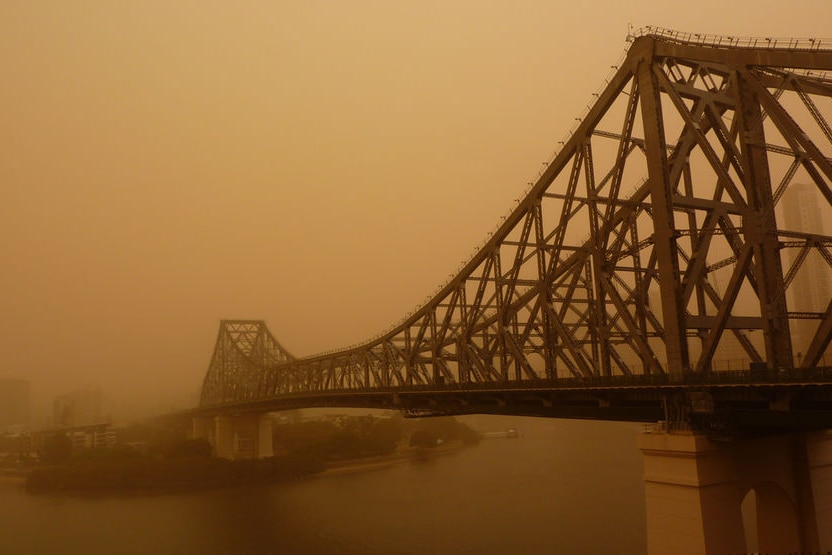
[0,379,31,431]
[781,183,832,358]
[53,386,104,428]
[0,428,35,460]
[66,424,117,451]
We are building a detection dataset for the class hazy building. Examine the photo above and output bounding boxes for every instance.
[781,183,832,357]
[0,379,31,431]
[68,424,117,451]
[53,386,104,428]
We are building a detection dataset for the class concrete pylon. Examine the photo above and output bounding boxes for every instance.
[213,415,235,459]
[639,429,832,554]
[639,432,745,554]
[804,430,832,548]
[192,413,274,460]
[256,413,274,458]
[192,415,212,441]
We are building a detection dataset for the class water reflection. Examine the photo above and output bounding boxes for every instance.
[1,417,646,554]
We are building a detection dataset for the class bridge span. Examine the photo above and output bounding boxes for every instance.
[195,323,832,432]
[190,28,832,554]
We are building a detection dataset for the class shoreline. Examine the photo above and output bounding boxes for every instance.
[0,470,30,482]
[11,441,473,494]
[317,441,467,478]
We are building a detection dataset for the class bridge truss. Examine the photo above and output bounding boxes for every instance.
[200,29,832,428]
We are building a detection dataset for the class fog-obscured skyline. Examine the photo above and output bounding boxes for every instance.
[2,2,830,420]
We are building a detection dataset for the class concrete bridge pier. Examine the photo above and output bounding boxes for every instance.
[639,429,832,554]
[192,413,274,460]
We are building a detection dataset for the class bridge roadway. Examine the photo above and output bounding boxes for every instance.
[192,368,832,436]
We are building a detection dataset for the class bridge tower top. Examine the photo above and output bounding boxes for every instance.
[199,320,294,406]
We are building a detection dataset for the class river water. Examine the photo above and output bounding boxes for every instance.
[0,416,646,554]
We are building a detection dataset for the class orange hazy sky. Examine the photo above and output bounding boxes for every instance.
[2,1,831,420]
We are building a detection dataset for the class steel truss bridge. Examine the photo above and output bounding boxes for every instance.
[198,28,832,436]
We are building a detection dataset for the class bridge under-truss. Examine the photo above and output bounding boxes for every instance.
[199,28,832,432]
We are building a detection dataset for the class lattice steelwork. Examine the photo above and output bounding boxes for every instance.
[200,29,832,408]
[200,320,295,405]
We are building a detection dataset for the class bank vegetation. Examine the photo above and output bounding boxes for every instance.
[25,414,480,494]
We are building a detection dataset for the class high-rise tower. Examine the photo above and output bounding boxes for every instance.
[781,183,832,359]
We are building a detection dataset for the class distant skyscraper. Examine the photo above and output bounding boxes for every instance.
[53,386,104,428]
[0,379,31,430]
[781,183,832,357]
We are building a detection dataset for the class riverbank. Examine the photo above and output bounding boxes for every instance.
[317,441,466,477]
[21,440,472,495]
[24,453,323,494]
[0,468,30,481]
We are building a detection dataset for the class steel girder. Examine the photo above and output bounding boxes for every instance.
[200,320,295,406]
[199,30,832,408]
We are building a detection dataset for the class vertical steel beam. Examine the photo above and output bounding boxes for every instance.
[585,140,611,377]
[637,46,690,377]
[404,327,414,385]
[493,248,509,380]
[735,69,794,369]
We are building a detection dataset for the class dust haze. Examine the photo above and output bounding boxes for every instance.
[1,1,829,422]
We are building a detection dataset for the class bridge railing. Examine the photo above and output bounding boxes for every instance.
[628,25,831,52]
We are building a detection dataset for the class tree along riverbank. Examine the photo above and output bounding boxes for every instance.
[25,452,323,493]
[24,415,481,494]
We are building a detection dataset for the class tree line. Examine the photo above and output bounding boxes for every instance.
[26,413,480,494]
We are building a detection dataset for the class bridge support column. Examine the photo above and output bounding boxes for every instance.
[639,430,832,554]
[805,430,832,548]
[192,415,212,441]
[638,432,745,554]
[192,414,273,460]
[213,415,235,459]
[256,413,274,458]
